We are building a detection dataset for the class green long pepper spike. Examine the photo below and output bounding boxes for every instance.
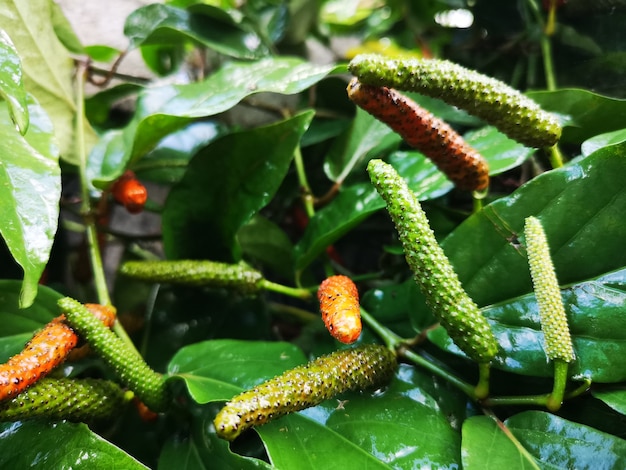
[213,344,397,441]
[120,260,265,294]
[524,216,575,411]
[349,54,562,149]
[59,297,171,412]
[0,378,133,423]
[367,159,498,398]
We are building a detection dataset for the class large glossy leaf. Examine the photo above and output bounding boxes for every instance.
[167,339,307,404]
[0,0,96,163]
[442,142,626,307]
[162,110,313,261]
[0,421,147,469]
[506,410,626,469]
[90,58,337,185]
[0,30,28,134]
[461,416,540,470]
[0,281,61,361]
[124,4,268,59]
[0,97,60,307]
[530,89,626,144]
[429,268,626,382]
[258,413,393,470]
[324,394,461,469]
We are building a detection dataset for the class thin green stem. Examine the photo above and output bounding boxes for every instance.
[399,348,475,397]
[527,0,557,90]
[360,307,404,350]
[74,63,136,350]
[547,144,564,168]
[293,147,315,218]
[564,377,592,399]
[74,64,110,307]
[261,279,314,300]
[474,362,492,400]
[547,359,569,411]
[483,394,549,407]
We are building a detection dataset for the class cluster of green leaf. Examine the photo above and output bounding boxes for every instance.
[1,0,626,468]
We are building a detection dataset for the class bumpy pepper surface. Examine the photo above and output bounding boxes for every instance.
[59,297,170,412]
[524,216,575,362]
[347,77,489,191]
[367,159,498,363]
[214,344,397,441]
[120,260,264,295]
[349,54,561,148]
[0,377,132,422]
[318,275,362,344]
[0,304,116,402]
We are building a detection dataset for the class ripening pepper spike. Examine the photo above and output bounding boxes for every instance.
[347,78,489,191]
[524,216,575,363]
[317,275,362,344]
[119,260,265,295]
[58,297,171,412]
[367,159,498,364]
[0,304,116,402]
[213,344,397,441]
[348,54,562,148]
[0,378,133,422]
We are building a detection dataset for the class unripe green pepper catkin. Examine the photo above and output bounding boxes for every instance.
[0,378,132,422]
[214,344,396,441]
[59,297,170,412]
[367,159,498,363]
[524,216,575,363]
[349,54,561,148]
[119,260,264,295]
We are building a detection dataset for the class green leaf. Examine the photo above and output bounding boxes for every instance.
[237,215,295,281]
[134,121,225,184]
[94,57,336,185]
[0,30,28,134]
[0,421,147,469]
[441,142,626,307]
[530,89,626,144]
[0,96,61,307]
[84,82,143,128]
[325,394,461,468]
[506,410,626,469]
[294,151,452,271]
[0,0,96,163]
[464,125,535,175]
[581,128,626,157]
[461,416,540,470]
[0,281,62,361]
[83,45,123,63]
[592,388,626,415]
[258,413,393,469]
[167,339,307,404]
[49,0,84,54]
[429,268,626,382]
[159,405,273,469]
[323,107,402,183]
[162,110,314,261]
[124,3,268,59]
